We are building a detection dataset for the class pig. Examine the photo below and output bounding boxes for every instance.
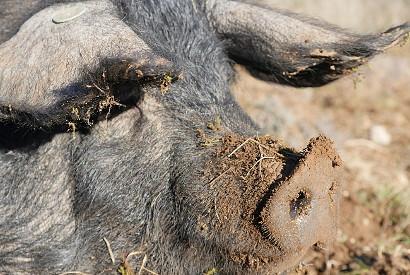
[0,0,408,274]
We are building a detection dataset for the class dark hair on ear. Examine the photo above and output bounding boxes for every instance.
[207,1,410,87]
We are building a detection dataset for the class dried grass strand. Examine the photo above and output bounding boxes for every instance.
[103,237,116,265]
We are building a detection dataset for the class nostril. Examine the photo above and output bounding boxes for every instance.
[289,190,312,220]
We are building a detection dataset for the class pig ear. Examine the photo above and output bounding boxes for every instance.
[207,1,410,87]
[0,1,180,130]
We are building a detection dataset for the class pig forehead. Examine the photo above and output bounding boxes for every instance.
[0,0,152,112]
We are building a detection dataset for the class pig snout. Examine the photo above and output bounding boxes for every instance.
[198,134,342,272]
[262,136,342,257]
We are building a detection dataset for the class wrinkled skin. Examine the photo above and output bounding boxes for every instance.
[0,0,409,274]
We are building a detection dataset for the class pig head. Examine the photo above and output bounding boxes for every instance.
[0,0,408,274]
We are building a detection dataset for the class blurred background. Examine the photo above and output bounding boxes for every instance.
[233,0,410,274]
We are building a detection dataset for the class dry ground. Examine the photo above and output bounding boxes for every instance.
[232,1,410,274]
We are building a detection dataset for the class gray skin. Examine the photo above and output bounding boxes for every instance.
[0,0,409,274]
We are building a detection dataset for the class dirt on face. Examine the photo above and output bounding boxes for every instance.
[198,133,343,272]
[205,134,297,229]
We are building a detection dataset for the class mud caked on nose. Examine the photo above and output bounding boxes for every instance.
[260,136,342,255]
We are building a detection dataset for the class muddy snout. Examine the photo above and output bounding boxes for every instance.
[200,134,342,270]
[259,136,343,256]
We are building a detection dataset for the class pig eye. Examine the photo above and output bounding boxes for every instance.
[289,190,312,219]
[0,2,180,132]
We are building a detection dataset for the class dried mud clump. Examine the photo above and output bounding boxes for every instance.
[204,134,300,227]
